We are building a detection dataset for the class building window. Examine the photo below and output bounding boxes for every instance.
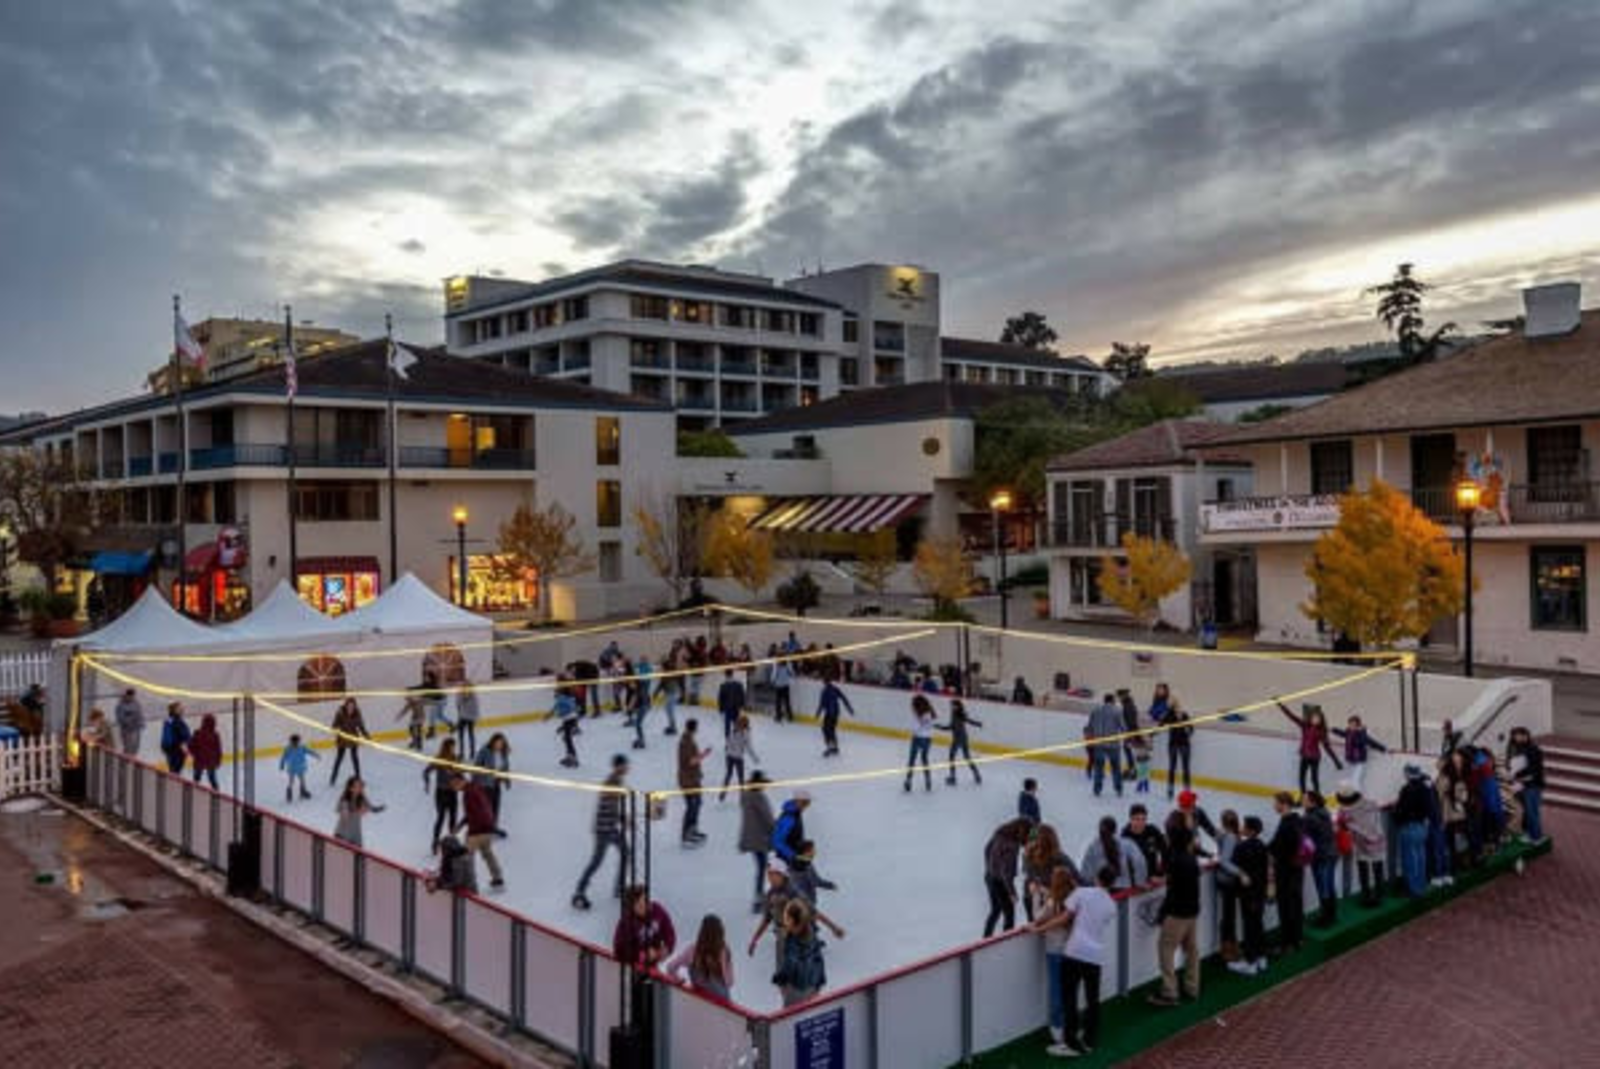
[1530,546,1586,631]
[873,320,905,352]
[1069,557,1105,606]
[843,318,859,344]
[596,416,621,466]
[599,541,622,583]
[508,309,529,334]
[1215,478,1236,503]
[297,655,347,699]
[562,296,588,322]
[294,481,379,522]
[296,566,380,616]
[213,481,237,524]
[839,358,859,386]
[719,304,755,329]
[798,312,820,337]
[630,294,670,320]
[1527,425,1584,497]
[1310,440,1354,495]
[673,300,713,324]
[597,480,622,527]
[449,555,537,611]
[764,309,793,333]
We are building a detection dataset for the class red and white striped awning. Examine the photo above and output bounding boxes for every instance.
[750,494,927,533]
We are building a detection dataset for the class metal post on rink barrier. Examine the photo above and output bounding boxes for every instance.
[243,694,257,809]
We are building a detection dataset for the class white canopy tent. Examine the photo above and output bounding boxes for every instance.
[60,574,499,746]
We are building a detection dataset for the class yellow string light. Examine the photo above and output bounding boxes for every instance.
[76,629,938,703]
[650,657,1406,799]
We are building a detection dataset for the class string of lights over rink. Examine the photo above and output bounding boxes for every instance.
[83,598,1410,667]
[75,640,1405,801]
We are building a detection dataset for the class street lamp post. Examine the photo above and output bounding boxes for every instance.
[452,505,469,608]
[1455,479,1481,678]
[989,490,1013,630]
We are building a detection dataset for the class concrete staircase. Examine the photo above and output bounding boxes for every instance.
[1542,739,1600,813]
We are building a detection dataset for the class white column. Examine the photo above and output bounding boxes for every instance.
[1375,437,1385,483]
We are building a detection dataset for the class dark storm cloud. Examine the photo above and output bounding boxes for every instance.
[432,0,708,56]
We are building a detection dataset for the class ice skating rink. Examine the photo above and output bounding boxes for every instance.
[236,708,1269,1011]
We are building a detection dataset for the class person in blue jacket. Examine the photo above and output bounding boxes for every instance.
[771,792,812,866]
[160,703,192,774]
[278,733,320,802]
[815,674,856,758]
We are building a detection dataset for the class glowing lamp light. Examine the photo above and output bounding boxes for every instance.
[1454,479,1481,513]
[989,489,1014,512]
[452,505,469,525]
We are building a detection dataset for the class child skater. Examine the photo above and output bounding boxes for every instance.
[719,713,761,801]
[1129,731,1153,794]
[396,691,426,751]
[1275,701,1343,796]
[938,698,984,785]
[334,776,386,847]
[904,694,937,792]
[1332,714,1387,792]
[554,682,583,768]
[278,734,320,802]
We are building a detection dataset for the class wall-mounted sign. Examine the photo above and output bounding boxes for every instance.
[795,1007,844,1069]
[217,526,248,569]
[1201,495,1341,533]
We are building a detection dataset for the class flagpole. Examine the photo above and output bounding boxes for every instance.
[385,313,399,588]
[172,295,189,617]
[285,304,298,587]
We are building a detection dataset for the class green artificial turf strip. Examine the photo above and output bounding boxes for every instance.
[966,837,1550,1068]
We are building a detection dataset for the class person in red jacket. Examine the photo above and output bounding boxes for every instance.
[188,713,224,790]
[452,773,505,891]
[613,884,677,971]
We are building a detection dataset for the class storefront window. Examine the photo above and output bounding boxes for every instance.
[297,570,380,616]
[449,554,538,612]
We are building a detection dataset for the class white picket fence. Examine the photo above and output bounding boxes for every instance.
[1,733,60,799]
[0,650,50,700]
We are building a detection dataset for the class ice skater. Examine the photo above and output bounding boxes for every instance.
[1332,714,1387,792]
[554,681,582,767]
[719,713,760,801]
[334,776,385,847]
[396,690,426,751]
[188,713,223,789]
[421,669,453,740]
[738,771,776,912]
[572,754,632,911]
[1275,702,1343,796]
[424,738,461,853]
[771,657,795,723]
[455,680,481,757]
[329,698,371,784]
[1166,700,1194,798]
[278,733,319,802]
[904,694,937,792]
[1129,732,1153,794]
[983,817,1033,937]
[160,703,192,774]
[677,719,712,845]
[114,689,144,755]
[472,732,512,837]
[628,656,655,749]
[1086,694,1124,798]
[938,698,983,786]
[816,672,855,757]
[717,669,746,740]
[452,772,506,892]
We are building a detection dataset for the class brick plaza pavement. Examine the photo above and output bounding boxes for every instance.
[1127,809,1600,1069]
[0,804,488,1069]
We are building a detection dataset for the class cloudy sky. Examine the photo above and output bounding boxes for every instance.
[4,0,1600,411]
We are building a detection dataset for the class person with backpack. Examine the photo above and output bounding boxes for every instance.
[159,703,192,774]
[938,698,984,786]
[815,672,855,757]
[1275,702,1342,796]
[187,713,223,789]
[738,771,776,913]
[1226,815,1270,976]
[1148,824,1202,1007]
[1268,790,1309,952]
[1507,726,1546,843]
[982,817,1033,937]
[572,754,631,911]
[328,698,371,785]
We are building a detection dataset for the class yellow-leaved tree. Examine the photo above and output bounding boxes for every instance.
[701,508,775,600]
[1302,479,1466,648]
[912,536,975,618]
[493,502,595,621]
[633,493,710,605]
[854,531,900,598]
[1098,533,1192,630]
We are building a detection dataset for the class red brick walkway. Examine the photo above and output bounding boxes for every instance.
[1127,809,1600,1068]
[0,806,487,1069]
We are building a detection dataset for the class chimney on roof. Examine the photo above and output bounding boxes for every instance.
[1522,282,1581,338]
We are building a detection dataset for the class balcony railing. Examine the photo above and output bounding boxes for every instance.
[157,452,180,474]
[190,443,290,470]
[399,446,536,471]
[677,355,715,374]
[1508,482,1600,524]
[721,396,759,413]
[1410,486,1457,523]
[630,351,671,370]
[293,443,387,468]
[562,353,591,371]
[1049,517,1176,548]
[720,359,758,377]
[128,456,153,478]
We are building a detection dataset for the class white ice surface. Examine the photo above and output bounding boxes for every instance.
[232,711,1266,1011]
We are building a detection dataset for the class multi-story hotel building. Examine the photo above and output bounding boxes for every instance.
[3,341,676,623]
[444,260,1111,429]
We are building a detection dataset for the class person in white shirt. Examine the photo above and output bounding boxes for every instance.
[903,694,937,793]
[1049,865,1118,1058]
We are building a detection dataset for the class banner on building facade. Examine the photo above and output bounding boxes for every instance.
[1201,494,1341,533]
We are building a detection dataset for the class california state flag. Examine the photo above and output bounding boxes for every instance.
[175,312,206,370]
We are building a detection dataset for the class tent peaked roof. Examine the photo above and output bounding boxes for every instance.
[218,581,354,641]
[343,572,491,634]
[74,586,219,651]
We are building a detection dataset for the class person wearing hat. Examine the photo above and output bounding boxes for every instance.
[1393,765,1434,897]
[1175,790,1219,842]
[738,771,776,913]
[572,753,632,910]
[1335,780,1388,907]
